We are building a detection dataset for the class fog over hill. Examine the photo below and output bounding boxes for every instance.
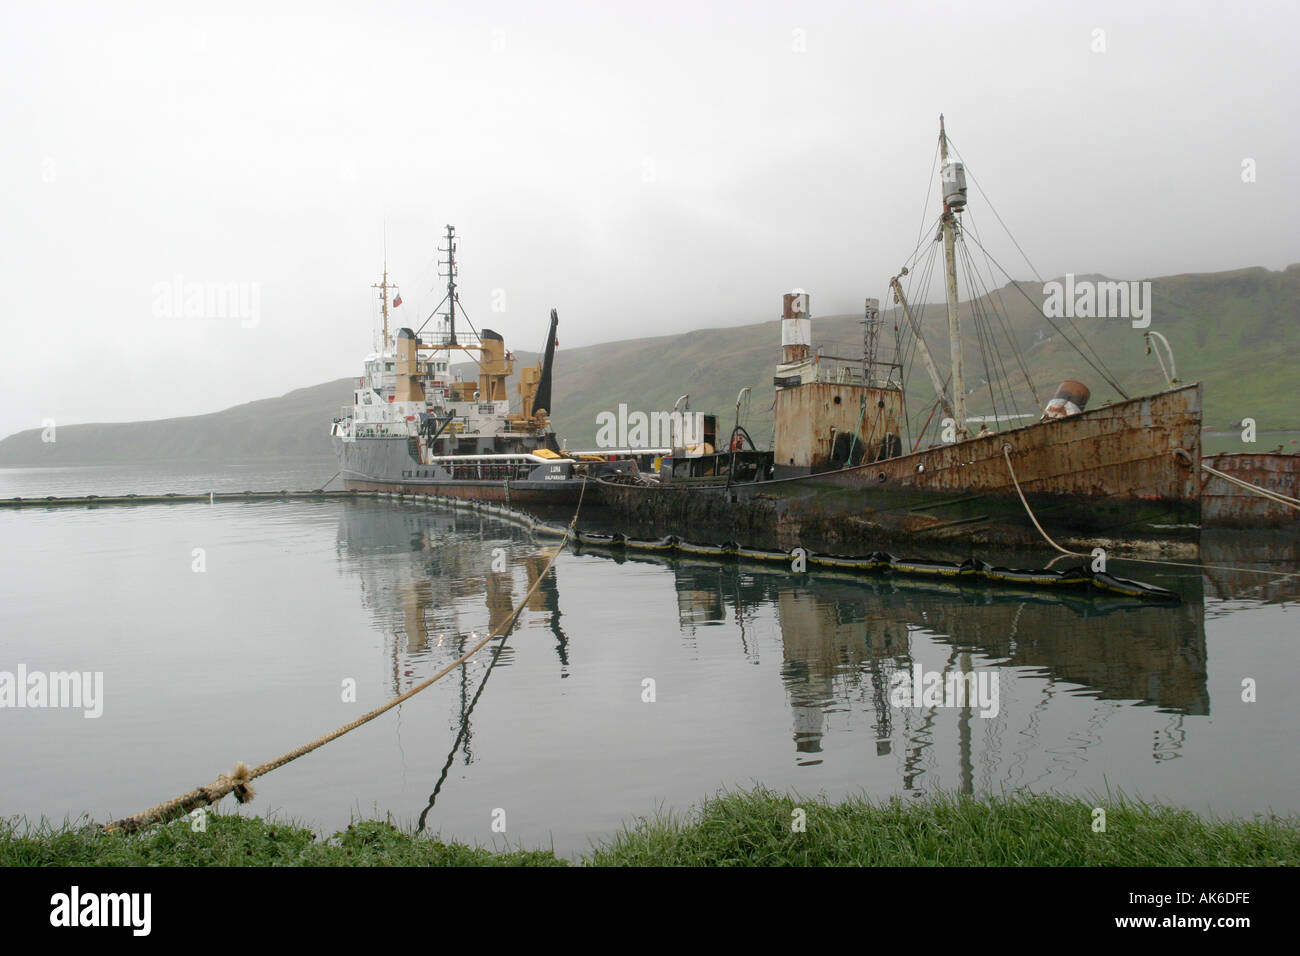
[2,265,1296,466]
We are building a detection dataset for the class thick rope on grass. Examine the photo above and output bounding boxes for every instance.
[104,479,588,835]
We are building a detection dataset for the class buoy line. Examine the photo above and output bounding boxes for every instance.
[424,484,1181,602]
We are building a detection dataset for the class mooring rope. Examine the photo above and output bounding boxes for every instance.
[1200,461,1300,510]
[1001,446,1085,558]
[103,479,589,834]
[1002,445,1295,579]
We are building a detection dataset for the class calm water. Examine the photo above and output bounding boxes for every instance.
[1,463,1297,858]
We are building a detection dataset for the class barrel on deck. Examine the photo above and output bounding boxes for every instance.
[1041,380,1091,420]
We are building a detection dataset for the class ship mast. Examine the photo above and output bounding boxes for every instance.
[372,267,392,354]
[891,272,953,422]
[939,115,967,439]
[438,224,458,345]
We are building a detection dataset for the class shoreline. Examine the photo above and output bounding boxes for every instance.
[4,788,1296,867]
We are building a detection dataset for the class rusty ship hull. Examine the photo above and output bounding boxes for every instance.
[595,383,1203,551]
[1200,452,1300,528]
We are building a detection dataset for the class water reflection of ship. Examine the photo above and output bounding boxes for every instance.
[337,499,575,830]
[336,502,568,695]
[1199,531,1300,605]
[665,555,1210,784]
[335,501,1285,805]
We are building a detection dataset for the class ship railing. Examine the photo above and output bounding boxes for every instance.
[813,354,867,385]
[445,462,536,481]
[813,354,904,388]
[416,331,482,351]
[354,425,413,438]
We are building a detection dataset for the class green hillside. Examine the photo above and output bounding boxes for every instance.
[1,264,1296,466]
[0,379,357,465]
[543,263,1300,448]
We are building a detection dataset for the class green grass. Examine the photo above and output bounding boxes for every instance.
[586,788,1299,866]
[4,788,1297,866]
[0,814,566,867]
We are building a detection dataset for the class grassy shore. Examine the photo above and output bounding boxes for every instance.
[3,788,1296,867]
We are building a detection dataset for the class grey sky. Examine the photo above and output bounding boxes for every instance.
[2,0,1295,440]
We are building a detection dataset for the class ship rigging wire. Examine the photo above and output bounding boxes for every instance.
[965,232,1130,399]
[941,135,1129,400]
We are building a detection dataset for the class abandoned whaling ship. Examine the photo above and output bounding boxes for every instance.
[595,117,1210,550]
[1200,451,1300,529]
[330,226,636,503]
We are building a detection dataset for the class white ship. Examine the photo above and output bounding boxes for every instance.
[330,226,636,503]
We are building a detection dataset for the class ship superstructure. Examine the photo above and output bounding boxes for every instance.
[330,226,634,502]
[595,117,1205,548]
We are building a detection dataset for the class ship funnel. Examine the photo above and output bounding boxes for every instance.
[394,328,425,404]
[781,291,811,364]
[477,329,510,403]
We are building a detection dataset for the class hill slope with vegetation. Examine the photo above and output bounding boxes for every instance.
[2,264,1295,465]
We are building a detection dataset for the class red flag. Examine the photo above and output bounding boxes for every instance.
[392,293,403,308]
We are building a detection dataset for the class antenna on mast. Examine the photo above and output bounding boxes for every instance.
[372,224,392,354]
[862,297,882,386]
[438,225,458,345]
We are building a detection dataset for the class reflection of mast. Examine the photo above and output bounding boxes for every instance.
[956,649,973,795]
[416,628,515,833]
[1153,712,1186,761]
[902,674,938,792]
[417,559,537,832]
[523,549,568,673]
